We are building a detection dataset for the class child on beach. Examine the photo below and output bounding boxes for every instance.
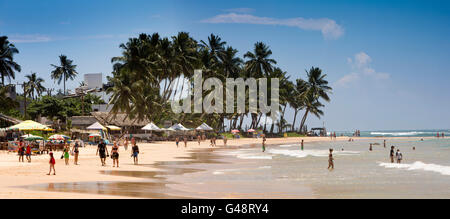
[63,144,70,165]
[328,149,334,170]
[47,151,56,175]
[396,150,403,163]
[131,138,139,165]
[111,141,119,168]
[25,144,32,163]
[175,137,179,148]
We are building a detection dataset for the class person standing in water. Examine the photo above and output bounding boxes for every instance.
[111,141,119,168]
[47,151,56,175]
[390,146,395,163]
[72,140,80,165]
[328,149,334,170]
[131,138,139,165]
[301,139,304,151]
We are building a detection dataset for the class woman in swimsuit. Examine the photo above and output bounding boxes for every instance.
[63,144,70,165]
[72,141,80,165]
[111,141,119,168]
[47,151,56,175]
[328,149,334,170]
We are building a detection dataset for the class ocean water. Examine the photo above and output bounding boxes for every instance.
[331,129,450,137]
[167,137,450,198]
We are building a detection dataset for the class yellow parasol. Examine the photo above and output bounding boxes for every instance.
[8,120,54,131]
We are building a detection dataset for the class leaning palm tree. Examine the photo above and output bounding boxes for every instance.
[25,72,45,100]
[289,78,308,132]
[51,55,78,95]
[0,36,21,86]
[298,67,332,133]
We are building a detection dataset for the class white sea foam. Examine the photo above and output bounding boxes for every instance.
[379,161,450,176]
[267,149,359,158]
[279,144,297,148]
[236,154,273,160]
[370,131,426,136]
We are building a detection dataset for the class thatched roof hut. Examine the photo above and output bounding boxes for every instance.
[91,112,150,128]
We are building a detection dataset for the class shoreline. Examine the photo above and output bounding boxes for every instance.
[0,136,443,199]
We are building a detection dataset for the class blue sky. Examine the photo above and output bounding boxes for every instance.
[1,0,449,131]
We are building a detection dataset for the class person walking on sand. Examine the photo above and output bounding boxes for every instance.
[124,137,129,151]
[183,136,188,148]
[369,143,373,151]
[72,140,80,165]
[197,135,201,146]
[131,138,139,165]
[223,136,227,147]
[25,144,32,163]
[328,149,334,170]
[47,151,56,175]
[396,149,403,164]
[96,140,109,166]
[384,140,386,148]
[175,137,179,148]
[212,136,217,147]
[301,139,304,151]
[390,146,395,163]
[18,140,25,162]
[262,135,267,152]
[111,141,119,168]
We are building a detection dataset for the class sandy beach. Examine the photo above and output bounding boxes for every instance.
[0,136,443,199]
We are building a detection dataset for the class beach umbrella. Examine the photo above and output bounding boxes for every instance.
[142,122,161,131]
[48,134,70,141]
[86,122,107,130]
[106,125,121,131]
[196,123,214,131]
[8,120,54,131]
[231,129,240,133]
[170,123,190,131]
[248,129,256,133]
[21,134,44,141]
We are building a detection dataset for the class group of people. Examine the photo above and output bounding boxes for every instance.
[389,146,403,163]
[353,130,361,137]
[95,137,140,167]
[437,132,445,138]
[329,132,337,140]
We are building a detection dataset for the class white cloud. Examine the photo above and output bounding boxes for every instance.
[8,34,52,43]
[202,13,344,39]
[336,52,390,87]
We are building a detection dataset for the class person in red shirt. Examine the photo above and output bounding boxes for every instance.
[18,140,25,162]
[47,151,56,175]
[26,144,32,163]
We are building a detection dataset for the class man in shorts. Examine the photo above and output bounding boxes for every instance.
[96,140,109,166]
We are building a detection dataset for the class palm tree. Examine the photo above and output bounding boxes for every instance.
[25,72,45,100]
[244,42,277,129]
[0,36,21,86]
[290,79,308,132]
[298,67,332,133]
[244,42,277,78]
[51,55,78,95]
[200,34,226,64]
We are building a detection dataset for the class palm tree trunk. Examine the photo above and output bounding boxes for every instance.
[279,105,287,134]
[292,109,298,132]
[299,109,310,134]
[63,73,66,95]
[238,114,245,130]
